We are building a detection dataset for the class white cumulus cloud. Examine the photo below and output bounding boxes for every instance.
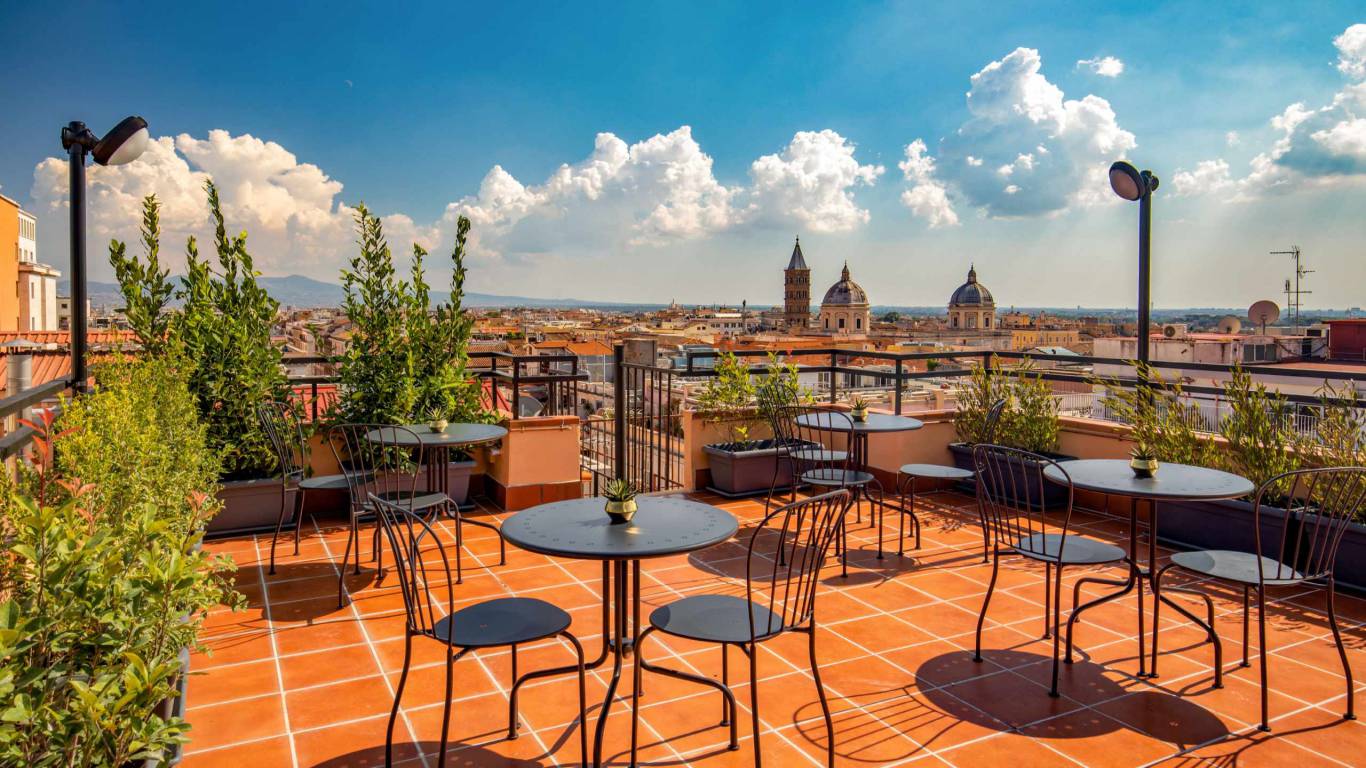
[32,125,884,277]
[900,46,1136,224]
[898,139,959,228]
[1174,24,1366,200]
[1076,56,1125,77]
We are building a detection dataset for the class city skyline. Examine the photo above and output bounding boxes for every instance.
[1,2,1363,308]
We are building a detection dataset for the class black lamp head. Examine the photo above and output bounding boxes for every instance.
[91,116,149,166]
[1109,160,1146,201]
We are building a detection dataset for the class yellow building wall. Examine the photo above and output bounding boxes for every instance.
[0,197,21,332]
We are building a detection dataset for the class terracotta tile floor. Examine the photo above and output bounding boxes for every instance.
[185,491,1366,767]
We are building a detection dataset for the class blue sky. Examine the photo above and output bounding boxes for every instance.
[1,1,1363,308]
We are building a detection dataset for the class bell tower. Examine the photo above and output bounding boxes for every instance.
[783,237,810,331]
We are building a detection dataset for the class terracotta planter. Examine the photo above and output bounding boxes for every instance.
[208,477,296,537]
[703,440,797,498]
[948,442,1075,509]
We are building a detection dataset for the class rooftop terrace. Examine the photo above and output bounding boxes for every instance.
[184,491,1365,767]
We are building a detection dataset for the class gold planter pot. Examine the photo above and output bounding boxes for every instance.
[605,499,638,524]
[1129,455,1159,479]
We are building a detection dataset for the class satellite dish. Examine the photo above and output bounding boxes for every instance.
[1218,315,1242,334]
[1247,300,1280,333]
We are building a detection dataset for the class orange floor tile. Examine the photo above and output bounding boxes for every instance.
[182,491,1366,767]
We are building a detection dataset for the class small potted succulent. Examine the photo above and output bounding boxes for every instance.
[850,396,870,423]
[603,478,639,524]
[425,405,450,433]
[1129,449,1159,479]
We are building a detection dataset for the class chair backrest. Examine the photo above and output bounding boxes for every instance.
[972,443,1076,560]
[787,405,856,482]
[328,423,426,511]
[745,489,852,640]
[982,397,1008,443]
[1254,467,1366,583]
[763,389,799,451]
[370,493,453,638]
[256,401,306,481]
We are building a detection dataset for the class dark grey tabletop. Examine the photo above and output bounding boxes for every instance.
[796,412,924,434]
[365,423,508,449]
[501,497,738,561]
[1043,459,1254,501]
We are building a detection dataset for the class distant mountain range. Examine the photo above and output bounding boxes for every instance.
[63,274,660,310]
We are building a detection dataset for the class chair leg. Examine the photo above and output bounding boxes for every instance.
[1151,564,1165,679]
[1326,579,1356,721]
[567,633,589,767]
[454,512,464,585]
[897,475,908,557]
[293,488,306,556]
[721,644,731,725]
[1257,585,1270,732]
[269,481,289,575]
[631,628,648,765]
[386,634,413,768]
[438,648,456,768]
[749,643,762,768]
[338,517,356,609]
[1043,562,1053,639]
[507,643,519,738]
[808,626,836,767]
[974,550,1000,662]
[1050,563,1064,697]
[1242,584,1251,668]
[840,518,848,578]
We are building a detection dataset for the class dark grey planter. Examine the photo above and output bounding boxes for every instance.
[948,442,1075,509]
[136,645,189,767]
[1332,521,1366,593]
[443,459,478,507]
[1154,497,1292,559]
[704,440,796,498]
[208,477,295,537]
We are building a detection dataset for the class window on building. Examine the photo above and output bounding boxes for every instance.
[984,316,991,328]
[855,317,862,330]
[838,317,846,329]
[1242,343,1274,362]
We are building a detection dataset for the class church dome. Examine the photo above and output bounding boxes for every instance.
[949,265,994,307]
[821,263,869,306]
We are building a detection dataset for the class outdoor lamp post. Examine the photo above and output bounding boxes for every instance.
[60,116,149,391]
[1109,160,1159,376]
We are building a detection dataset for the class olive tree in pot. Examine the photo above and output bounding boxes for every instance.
[699,352,805,497]
[109,189,293,536]
[332,208,492,504]
[950,361,1072,508]
[1305,383,1366,591]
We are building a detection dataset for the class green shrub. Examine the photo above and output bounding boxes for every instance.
[337,206,489,426]
[55,356,221,534]
[955,359,1059,453]
[696,351,758,444]
[953,361,1009,445]
[108,183,290,481]
[1218,367,1303,494]
[1097,364,1220,467]
[0,363,240,766]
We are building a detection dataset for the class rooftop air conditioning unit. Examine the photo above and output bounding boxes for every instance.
[1161,323,1189,339]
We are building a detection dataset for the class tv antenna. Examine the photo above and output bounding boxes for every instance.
[1270,246,1312,332]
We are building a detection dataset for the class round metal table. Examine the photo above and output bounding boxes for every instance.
[796,412,924,555]
[501,496,737,767]
[1043,459,1254,678]
[365,423,507,498]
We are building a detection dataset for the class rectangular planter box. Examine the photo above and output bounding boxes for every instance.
[208,477,296,537]
[949,443,1074,509]
[703,440,797,498]
[1333,521,1366,593]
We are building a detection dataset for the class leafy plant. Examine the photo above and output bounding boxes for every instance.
[954,360,1010,445]
[1009,365,1060,454]
[107,196,175,355]
[1310,382,1366,469]
[754,352,805,429]
[1218,366,1303,493]
[337,207,490,427]
[1096,364,1219,468]
[851,396,870,410]
[696,351,758,444]
[603,478,638,503]
[174,181,291,480]
[0,376,240,766]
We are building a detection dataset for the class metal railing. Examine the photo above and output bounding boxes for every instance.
[0,377,74,460]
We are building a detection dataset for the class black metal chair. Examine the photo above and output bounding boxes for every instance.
[329,424,458,608]
[891,463,973,556]
[971,444,1126,697]
[1151,467,1365,731]
[372,494,588,768]
[972,397,1009,561]
[256,401,352,575]
[630,489,853,768]
[789,405,884,577]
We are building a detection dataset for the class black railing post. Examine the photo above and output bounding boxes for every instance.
[310,381,319,422]
[613,344,626,481]
[894,359,903,415]
[829,350,838,404]
[510,361,520,420]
